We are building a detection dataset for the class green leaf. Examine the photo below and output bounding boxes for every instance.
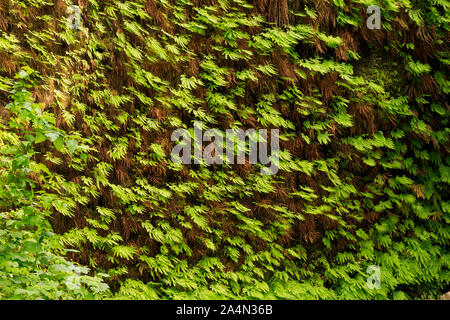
[45,132,59,142]
[363,158,376,166]
[35,132,46,144]
[53,136,64,152]
[22,241,42,253]
[66,139,78,154]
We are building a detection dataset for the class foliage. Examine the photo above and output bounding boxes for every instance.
[0,68,109,299]
[0,0,448,300]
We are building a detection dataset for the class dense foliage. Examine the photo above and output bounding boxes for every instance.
[0,67,109,299]
[0,0,448,299]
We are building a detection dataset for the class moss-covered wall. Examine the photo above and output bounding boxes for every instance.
[0,0,448,299]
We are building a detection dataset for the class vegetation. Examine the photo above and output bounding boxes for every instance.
[0,0,448,300]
